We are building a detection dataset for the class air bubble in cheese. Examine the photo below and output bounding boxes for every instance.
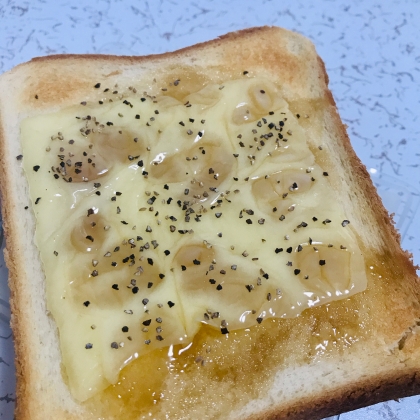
[21,76,367,401]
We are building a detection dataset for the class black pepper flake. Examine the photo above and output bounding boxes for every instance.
[221,327,229,335]
[122,326,129,333]
[91,270,98,277]
[83,301,90,307]
[319,260,326,266]
[142,298,149,305]
[245,285,253,292]
[86,235,94,242]
[246,219,252,225]
[193,259,201,265]
[147,258,154,266]
[262,273,269,279]
[94,83,101,88]
[294,269,301,275]
[134,114,140,119]
[143,319,152,326]
[121,221,128,225]
[323,172,329,176]
[216,284,223,291]
[112,284,119,290]
[111,342,119,349]
[159,273,165,279]
[148,282,153,288]
[297,245,303,252]
[342,220,350,227]
[33,165,40,172]
[164,184,169,190]
[312,217,318,222]
[209,279,216,284]
[275,248,283,253]
[85,343,93,349]
[215,212,222,218]
[35,197,41,205]
[322,219,331,225]
[168,301,175,308]
[179,121,185,126]
[138,160,143,167]
[286,247,293,253]
[181,265,186,271]
[16,155,23,160]
[256,317,263,324]
[132,287,139,294]
[106,122,114,126]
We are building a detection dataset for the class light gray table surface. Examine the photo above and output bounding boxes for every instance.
[1,0,419,419]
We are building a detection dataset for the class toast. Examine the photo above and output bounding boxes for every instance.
[0,26,419,420]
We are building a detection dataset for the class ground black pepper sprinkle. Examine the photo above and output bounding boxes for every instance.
[33,165,40,172]
[319,260,326,266]
[83,301,90,307]
[168,301,175,308]
[342,220,350,227]
[294,269,301,275]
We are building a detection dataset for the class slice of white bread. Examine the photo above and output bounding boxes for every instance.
[0,26,419,420]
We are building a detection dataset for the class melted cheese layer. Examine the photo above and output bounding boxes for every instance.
[21,77,367,401]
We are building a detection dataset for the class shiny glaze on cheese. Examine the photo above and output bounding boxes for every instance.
[21,74,367,406]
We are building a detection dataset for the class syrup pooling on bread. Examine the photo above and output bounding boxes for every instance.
[21,76,367,401]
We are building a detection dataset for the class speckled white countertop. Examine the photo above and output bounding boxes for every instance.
[1,1,419,419]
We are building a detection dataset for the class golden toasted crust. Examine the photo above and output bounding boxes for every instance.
[0,25,419,420]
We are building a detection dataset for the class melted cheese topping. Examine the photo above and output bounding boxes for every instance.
[21,77,367,402]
